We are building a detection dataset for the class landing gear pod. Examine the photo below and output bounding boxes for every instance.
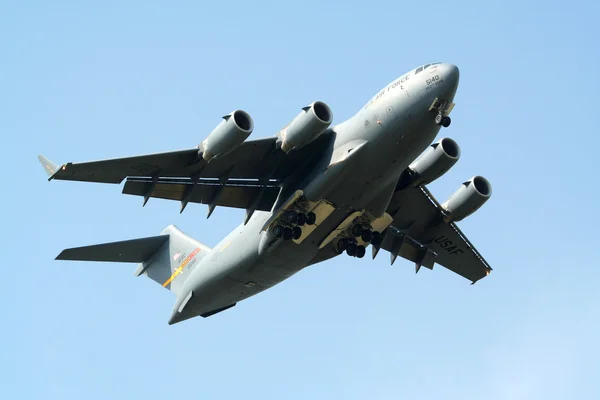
[200,110,254,162]
[442,175,492,222]
[280,101,333,153]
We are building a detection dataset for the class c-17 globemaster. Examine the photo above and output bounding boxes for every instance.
[39,62,493,325]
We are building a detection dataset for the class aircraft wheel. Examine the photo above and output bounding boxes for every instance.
[435,113,443,125]
[283,227,293,240]
[273,225,284,238]
[283,210,298,224]
[346,243,357,257]
[371,231,382,247]
[296,213,307,226]
[351,224,364,237]
[292,226,302,240]
[442,116,451,127]
[336,238,349,254]
[356,245,366,258]
[361,229,373,243]
[306,212,317,225]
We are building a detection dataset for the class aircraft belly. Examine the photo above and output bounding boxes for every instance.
[180,108,444,317]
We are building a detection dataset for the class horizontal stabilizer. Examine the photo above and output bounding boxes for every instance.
[56,235,169,263]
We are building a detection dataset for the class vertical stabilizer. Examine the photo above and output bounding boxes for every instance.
[136,225,211,295]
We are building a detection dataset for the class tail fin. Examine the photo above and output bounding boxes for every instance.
[55,225,211,296]
[137,225,211,295]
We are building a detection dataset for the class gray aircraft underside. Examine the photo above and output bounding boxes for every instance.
[39,62,494,325]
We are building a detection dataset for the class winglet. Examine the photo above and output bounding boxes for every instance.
[37,155,61,181]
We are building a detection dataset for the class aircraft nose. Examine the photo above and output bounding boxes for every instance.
[437,63,459,100]
[443,63,460,90]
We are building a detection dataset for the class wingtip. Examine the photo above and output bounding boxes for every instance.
[38,154,60,180]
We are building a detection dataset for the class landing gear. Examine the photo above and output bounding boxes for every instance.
[346,243,357,257]
[361,229,373,243]
[435,113,451,127]
[275,209,308,240]
[431,97,453,128]
[336,238,349,254]
[283,210,298,224]
[296,213,306,226]
[352,224,374,243]
[282,210,315,227]
[283,227,293,240]
[351,224,364,237]
[371,231,383,247]
[356,245,366,258]
[338,237,366,258]
[273,224,284,238]
[292,226,302,240]
[273,224,301,241]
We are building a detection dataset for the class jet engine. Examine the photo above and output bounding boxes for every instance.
[200,110,254,162]
[408,137,461,186]
[441,175,492,222]
[280,101,333,153]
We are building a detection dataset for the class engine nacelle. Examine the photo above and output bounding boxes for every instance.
[200,110,254,162]
[442,176,492,222]
[408,137,461,186]
[280,101,333,153]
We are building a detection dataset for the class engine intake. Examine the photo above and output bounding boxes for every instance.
[442,175,492,222]
[280,101,333,153]
[407,137,461,186]
[201,110,254,162]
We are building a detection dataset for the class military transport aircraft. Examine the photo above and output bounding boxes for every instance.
[39,62,493,325]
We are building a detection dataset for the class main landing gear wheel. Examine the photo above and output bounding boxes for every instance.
[346,243,357,257]
[282,227,293,240]
[356,245,366,258]
[336,238,349,254]
[296,213,307,226]
[292,226,302,240]
[371,231,383,247]
[351,224,365,237]
[283,210,298,224]
[273,225,284,238]
[306,212,317,225]
[361,229,373,243]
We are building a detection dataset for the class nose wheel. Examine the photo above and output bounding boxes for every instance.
[435,113,451,127]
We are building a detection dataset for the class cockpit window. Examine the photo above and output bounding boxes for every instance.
[416,62,443,75]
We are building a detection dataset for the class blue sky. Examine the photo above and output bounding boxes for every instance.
[2,1,599,398]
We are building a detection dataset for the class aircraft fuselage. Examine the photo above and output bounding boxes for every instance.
[170,62,460,324]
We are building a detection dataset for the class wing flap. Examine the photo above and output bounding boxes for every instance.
[427,222,491,282]
[56,235,169,263]
[122,178,280,211]
[382,184,492,283]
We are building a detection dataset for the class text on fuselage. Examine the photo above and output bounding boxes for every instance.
[363,73,410,110]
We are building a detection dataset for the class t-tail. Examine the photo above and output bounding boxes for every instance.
[55,225,210,297]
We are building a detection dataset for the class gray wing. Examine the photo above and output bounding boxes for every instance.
[39,134,332,212]
[378,184,492,283]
